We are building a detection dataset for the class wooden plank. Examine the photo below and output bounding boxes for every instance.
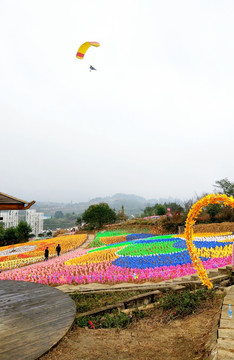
[0,192,28,204]
[0,280,76,360]
[0,204,25,210]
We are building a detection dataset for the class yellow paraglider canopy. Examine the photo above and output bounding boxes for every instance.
[76,41,100,59]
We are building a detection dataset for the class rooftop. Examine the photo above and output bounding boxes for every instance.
[0,192,35,210]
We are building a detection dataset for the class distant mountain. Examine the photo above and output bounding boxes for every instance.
[32,193,181,217]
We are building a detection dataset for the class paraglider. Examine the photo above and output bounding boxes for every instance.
[76,41,100,71]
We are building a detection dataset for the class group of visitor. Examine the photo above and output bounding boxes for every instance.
[44,244,61,261]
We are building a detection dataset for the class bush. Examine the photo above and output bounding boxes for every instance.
[77,312,131,329]
[3,227,17,245]
[160,289,215,318]
[76,309,145,329]
[15,221,32,242]
[0,221,32,245]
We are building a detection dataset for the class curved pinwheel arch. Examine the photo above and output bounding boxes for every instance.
[184,193,234,288]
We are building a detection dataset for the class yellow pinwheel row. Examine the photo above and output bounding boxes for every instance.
[65,247,122,266]
[101,235,127,245]
[176,232,233,238]
[0,256,43,270]
[0,234,87,270]
[196,244,232,259]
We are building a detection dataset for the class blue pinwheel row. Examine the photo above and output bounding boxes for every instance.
[173,239,231,250]
[126,233,154,241]
[113,250,209,269]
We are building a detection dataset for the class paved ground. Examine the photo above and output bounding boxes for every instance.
[0,280,76,360]
[217,285,234,359]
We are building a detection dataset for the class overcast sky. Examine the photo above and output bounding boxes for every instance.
[1,1,234,203]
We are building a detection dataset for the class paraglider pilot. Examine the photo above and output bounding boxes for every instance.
[90,65,97,72]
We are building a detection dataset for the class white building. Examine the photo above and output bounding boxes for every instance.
[0,210,19,229]
[26,209,44,236]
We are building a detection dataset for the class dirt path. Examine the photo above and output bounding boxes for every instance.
[41,300,221,360]
[79,234,95,249]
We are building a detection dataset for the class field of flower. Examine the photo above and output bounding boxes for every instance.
[0,231,233,286]
[0,234,87,271]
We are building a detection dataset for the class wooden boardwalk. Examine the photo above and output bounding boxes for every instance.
[0,280,76,360]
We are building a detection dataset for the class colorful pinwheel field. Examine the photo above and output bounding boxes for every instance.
[0,230,233,286]
[0,234,87,271]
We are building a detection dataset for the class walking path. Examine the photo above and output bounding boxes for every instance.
[0,280,76,360]
[79,234,95,249]
[217,285,234,359]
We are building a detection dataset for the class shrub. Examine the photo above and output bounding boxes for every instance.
[76,309,145,329]
[77,312,131,329]
[160,289,215,318]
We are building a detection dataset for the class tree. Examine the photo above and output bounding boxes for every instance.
[3,227,17,245]
[142,206,153,217]
[206,203,222,222]
[54,211,64,219]
[183,199,194,213]
[155,204,167,216]
[76,216,82,226]
[15,221,32,242]
[142,203,169,217]
[214,178,234,197]
[116,205,127,222]
[164,202,184,213]
[0,223,5,246]
[82,203,117,229]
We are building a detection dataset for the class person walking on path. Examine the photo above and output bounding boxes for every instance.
[44,247,49,261]
[56,244,61,256]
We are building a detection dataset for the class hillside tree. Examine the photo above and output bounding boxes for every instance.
[116,205,127,221]
[3,227,17,245]
[54,211,64,219]
[214,178,234,197]
[15,221,32,242]
[82,203,117,228]
[206,203,222,221]
[0,223,5,246]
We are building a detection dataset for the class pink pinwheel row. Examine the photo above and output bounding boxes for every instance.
[0,248,231,286]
